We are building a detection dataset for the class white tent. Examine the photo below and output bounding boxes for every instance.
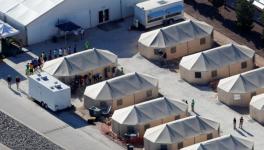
[112,97,188,125]
[84,72,159,110]
[181,134,254,150]
[42,48,117,77]
[84,72,158,101]
[250,94,264,124]
[111,97,188,137]
[138,19,213,49]
[0,20,19,38]
[0,0,64,26]
[180,43,255,72]
[217,67,264,107]
[144,116,220,150]
[0,0,138,45]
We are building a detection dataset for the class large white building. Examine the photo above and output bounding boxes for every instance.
[0,0,144,45]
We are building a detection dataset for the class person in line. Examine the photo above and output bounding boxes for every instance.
[233,117,236,129]
[7,75,12,89]
[53,49,58,58]
[15,76,20,91]
[239,116,244,128]
[59,48,63,57]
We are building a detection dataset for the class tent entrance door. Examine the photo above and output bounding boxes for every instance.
[98,9,109,24]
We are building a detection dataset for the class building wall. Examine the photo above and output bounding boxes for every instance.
[112,111,187,138]
[58,63,117,84]
[138,34,213,61]
[180,58,254,85]
[144,130,219,150]
[84,86,158,110]
[250,105,264,124]
[217,88,264,107]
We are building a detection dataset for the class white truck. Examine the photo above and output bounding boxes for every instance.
[134,0,184,29]
[28,72,71,111]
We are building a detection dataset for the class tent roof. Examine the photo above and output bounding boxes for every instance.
[181,134,254,150]
[180,44,255,71]
[112,97,187,125]
[250,93,264,110]
[0,0,63,26]
[138,19,213,48]
[84,72,158,101]
[144,116,220,144]
[42,48,117,77]
[218,67,264,93]
[0,20,19,38]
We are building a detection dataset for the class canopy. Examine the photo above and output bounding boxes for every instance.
[180,43,255,71]
[250,94,264,110]
[138,19,213,48]
[56,21,81,32]
[84,72,158,101]
[144,116,219,144]
[218,67,264,93]
[42,48,117,77]
[0,20,19,38]
[0,0,64,26]
[181,134,254,150]
[112,97,187,125]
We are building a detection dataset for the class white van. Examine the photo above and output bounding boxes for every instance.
[134,0,184,29]
[28,72,71,111]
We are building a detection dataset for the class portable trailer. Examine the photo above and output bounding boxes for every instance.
[28,72,71,111]
[134,0,184,29]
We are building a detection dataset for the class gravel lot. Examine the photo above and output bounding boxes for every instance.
[0,111,63,150]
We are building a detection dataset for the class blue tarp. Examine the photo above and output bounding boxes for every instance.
[56,22,81,32]
[0,21,19,38]
[166,5,183,14]
[148,10,165,18]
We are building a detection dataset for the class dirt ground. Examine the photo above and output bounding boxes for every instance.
[184,0,264,56]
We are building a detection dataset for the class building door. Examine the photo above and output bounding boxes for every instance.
[98,9,109,24]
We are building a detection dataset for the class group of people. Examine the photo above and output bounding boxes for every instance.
[233,117,244,129]
[25,45,78,76]
[6,75,21,90]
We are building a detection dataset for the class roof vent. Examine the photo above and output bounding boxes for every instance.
[41,76,48,81]
[158,0,167,4]
[55,84,62,90]
[36,78,41,81]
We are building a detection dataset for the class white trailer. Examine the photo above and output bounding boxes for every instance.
[134,0,184,29]
[28,72,71,111]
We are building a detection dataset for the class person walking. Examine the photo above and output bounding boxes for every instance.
[7,75,12,88]
[233,118,236,129]
[191,99,195,112]
[239,117,244,128]
[59,48,63,57]
[53,49,58,58]
[15,76,20,90]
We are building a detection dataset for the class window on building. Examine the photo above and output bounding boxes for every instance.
[241,61,247,69]
[207,133,213,140]
[100,102,107,107]
[146,90,152,97]
[117,99,123,106]
[170,47,176,53]
[160,144,168,150]
[211,70,217,78]
[200,38,206,45]
[178,142,183,149]
[175,115,180,120]
[251,92,256,98]
[154,48,164,56]
[127,126,135,134]
[144,124,150,131]
[195,72,202,78]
